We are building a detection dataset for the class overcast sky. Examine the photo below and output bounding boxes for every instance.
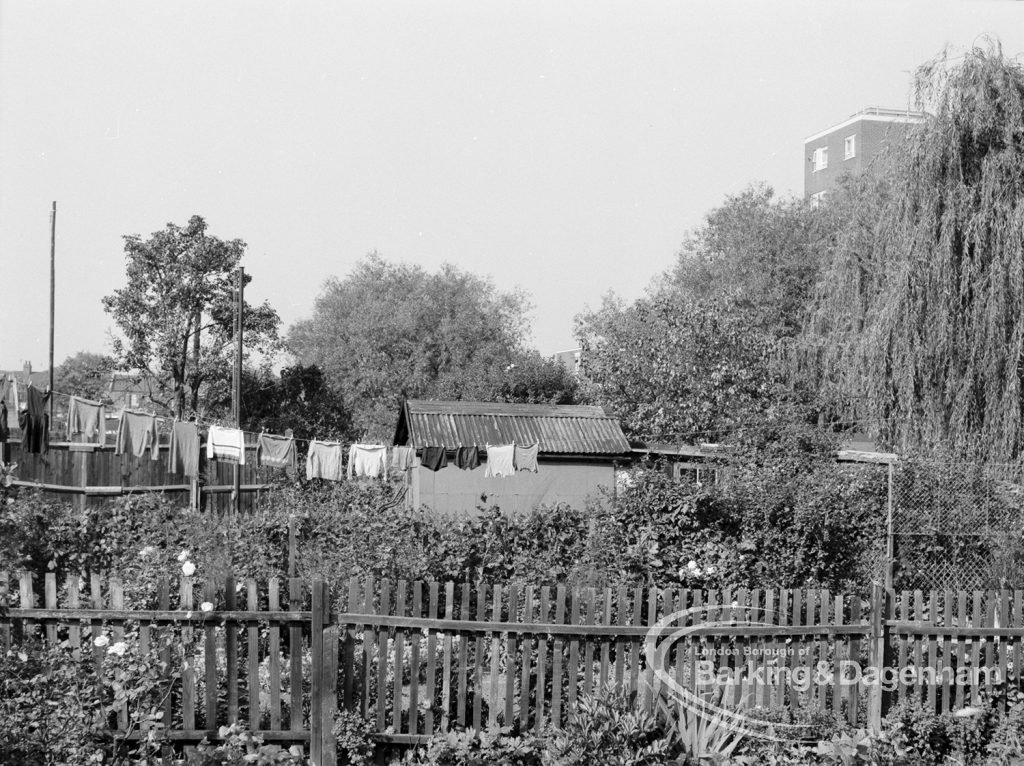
[2,1,1023,370]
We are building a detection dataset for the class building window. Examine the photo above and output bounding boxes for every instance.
[812,147,828,171]
[844,135,856,159]
[672,461,718,486]
[810,190,828,208]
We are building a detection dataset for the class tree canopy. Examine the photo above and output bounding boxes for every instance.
[102,216,281,419]
[577,291,784,444]
[241,364,352,442]
[807,44,1024,460]
[54,351,114,403]
[576,185,821,444]
[288,254,574,439]
[669,184,828,338]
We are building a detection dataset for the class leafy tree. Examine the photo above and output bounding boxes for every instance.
[288,253,554,439]
[669,184,828,338]
[576,291,784,443]
[241,364,352,442]
[577,183,830,444]
[719,414,887,591]
[808,44,1024,460]
[54,351,114,402]
[436,350,578,406]
[102,216,281,419]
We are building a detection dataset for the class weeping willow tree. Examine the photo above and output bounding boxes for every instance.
[808,43,1024,461]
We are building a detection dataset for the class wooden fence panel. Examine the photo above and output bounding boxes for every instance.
[8,440,276,512]
[322,580,884,745]
[0,571,328,762]
[19,572,1024,752]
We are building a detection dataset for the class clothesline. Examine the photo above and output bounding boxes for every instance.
[4,376,543,479]
[12,383,346,447]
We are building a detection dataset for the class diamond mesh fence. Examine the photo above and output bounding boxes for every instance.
[891,461,1024,591]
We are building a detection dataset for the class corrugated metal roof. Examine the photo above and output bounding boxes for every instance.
[396,400,631,455]
[407,400,609,417]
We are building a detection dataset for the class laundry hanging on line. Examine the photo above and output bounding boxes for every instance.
[19,385,51,455]
[0,399,8,444]
[115,409,159,460]
[484,443,515,478]
[257,432,297,471]
[67,396,107,445]
[207,425,246,465]
[514,443,539,473]
[420,446,448,472]
[348,444,388,479]
[306,440,346,481]
[455,445,480,470]
[391,445,416,471]
[168,421,201,477]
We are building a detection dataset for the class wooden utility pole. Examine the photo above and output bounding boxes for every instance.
[49,201,56,421]
[232,267,244,515]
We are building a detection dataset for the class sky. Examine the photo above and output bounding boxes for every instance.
[2,1,1024,371]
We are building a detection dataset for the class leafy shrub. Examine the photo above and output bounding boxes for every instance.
[332,709,375,766]
[0,628,182,765]
[192,723,308,765]
[411,725,545,766]
[544,689,675,766]
[0,640,106,765]
[3,422,887,597]
[743,704,850,742]
[881,699,955,765]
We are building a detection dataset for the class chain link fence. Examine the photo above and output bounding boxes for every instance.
[890,461,1024,591]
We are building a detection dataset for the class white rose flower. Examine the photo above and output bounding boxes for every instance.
[108,641,127,656]
[200,601,214,612]
[181,561,196,576]
[177,550,190,563]
[705,565,716,574]
[93,634,110,647]
[686,560,699,571]
[140,545,156,557]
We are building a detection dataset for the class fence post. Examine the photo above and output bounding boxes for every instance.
[866,585,893,733]
[885,462,895,590]
[311,578,324,765]
[321,624,339,766]
[310,578,336,766]
[74,445,89,512]
[288,517,298,578]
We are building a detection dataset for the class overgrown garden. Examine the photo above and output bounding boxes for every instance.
[9,42,1024,764]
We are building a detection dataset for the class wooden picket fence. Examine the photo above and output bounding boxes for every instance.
[6,573,1024,763]
[885,588,1024,712]
[333,578,877,744]
[1,571,338,765]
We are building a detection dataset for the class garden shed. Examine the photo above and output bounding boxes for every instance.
[392,400,632,514]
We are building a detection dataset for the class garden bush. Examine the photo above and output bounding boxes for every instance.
[544,688,676,766]
[2,415,892,606]
[0,628,183,765]
[409,725,545,766]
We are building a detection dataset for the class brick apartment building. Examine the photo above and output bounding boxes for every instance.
[804,107,924,203]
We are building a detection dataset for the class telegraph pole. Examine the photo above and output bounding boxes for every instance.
[49,201,56,421]
[232,267,244,515]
